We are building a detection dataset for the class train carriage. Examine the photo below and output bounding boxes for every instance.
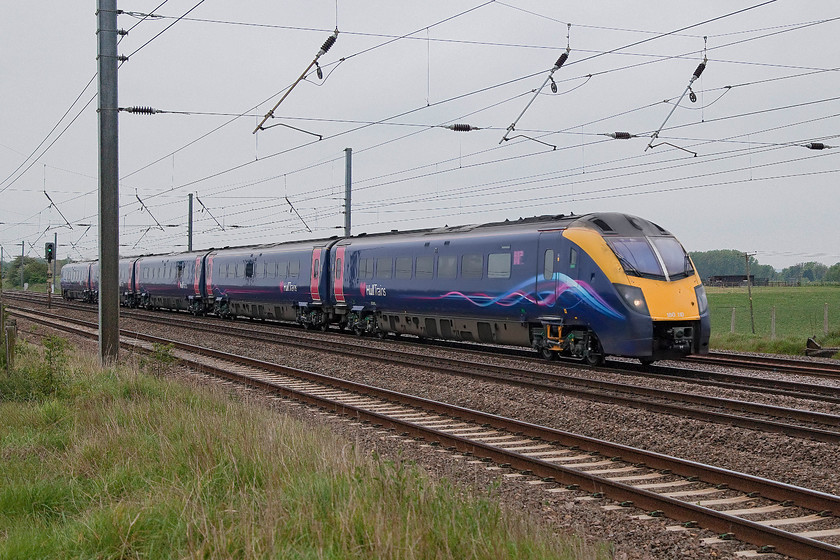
[60,261,93,301]
[331,213,709,364]
[135,252,208,313]
[205,239,336,325]
[118,257,138,307]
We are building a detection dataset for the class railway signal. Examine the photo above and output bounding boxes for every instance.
[45,242,55,262]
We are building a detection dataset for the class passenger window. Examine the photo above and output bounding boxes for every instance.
[290,260,300,277]
[376,257,392,279]
[313,259,319,279]
[462,254,483,279]
[570,248,578,269]
[335,258,342,279]
[360,258,374,279]
[245,262,254,278]
[543,250,554,281]
[438,255,457,279]
[416,256,434,279]
[488,253,511,279]
[395,257,412,279]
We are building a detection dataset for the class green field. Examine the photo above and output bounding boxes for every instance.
[0,339,607,560]
[706,285,840,356]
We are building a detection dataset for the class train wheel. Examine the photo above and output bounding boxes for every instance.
[538,347,556,361]
[354,325,365,337]
[582,334,604,367]
[320,323,330,332]
[639,358,655,367]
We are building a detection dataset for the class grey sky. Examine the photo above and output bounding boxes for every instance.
[2,1,839,269]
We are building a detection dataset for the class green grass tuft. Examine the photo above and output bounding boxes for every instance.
[0,340,608,559]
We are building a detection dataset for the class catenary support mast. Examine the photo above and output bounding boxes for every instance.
[97,0,120,364]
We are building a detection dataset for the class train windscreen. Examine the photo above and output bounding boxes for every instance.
[608,236,693,281]
[651,237,694,279]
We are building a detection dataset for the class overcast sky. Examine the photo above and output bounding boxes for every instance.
[2,1,839,269]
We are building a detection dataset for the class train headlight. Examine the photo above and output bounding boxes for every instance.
[694,284,708,315]
[615,284,649,315]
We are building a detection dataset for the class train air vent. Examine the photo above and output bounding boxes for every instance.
[653,222,670,235]
[591,218,613,232]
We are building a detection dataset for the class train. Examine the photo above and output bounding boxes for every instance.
[60,212,711,365]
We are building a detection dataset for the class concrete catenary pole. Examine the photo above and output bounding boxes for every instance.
[188,193,193,252]
[344,148,352,237]
[97,0,120,363]
[20,241,25,288]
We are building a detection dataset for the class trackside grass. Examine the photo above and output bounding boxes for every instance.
[706,285,840,357]
[0,340,608,560]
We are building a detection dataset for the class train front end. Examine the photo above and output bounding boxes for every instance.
[564,213,710,364]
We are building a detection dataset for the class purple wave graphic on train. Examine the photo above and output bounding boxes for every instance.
[413,273,625,320]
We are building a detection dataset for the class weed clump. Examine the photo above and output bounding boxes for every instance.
[0,336,69,402]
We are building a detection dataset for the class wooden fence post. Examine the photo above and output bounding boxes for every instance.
[770,306,776,341]
[4,318,16,372]
[730,307,736,334]
[826,303,829,336]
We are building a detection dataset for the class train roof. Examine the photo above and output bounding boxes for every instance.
[105,213,674,261]
[341,212,673,242]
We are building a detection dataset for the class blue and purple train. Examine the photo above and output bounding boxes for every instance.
[60,212,710,365]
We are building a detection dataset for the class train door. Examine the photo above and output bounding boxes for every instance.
[310,248,322,303]
[333,245,346,304]
[537,231,563,308]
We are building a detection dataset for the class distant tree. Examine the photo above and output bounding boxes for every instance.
[6,256,49,287]
[781,262,829,283]
[826,263,840,283]
[26,260,48,284]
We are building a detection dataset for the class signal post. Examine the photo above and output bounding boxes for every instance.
[45,242,55,309]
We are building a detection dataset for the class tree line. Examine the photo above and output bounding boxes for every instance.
[1,256,61,288]
[690,250,840,283]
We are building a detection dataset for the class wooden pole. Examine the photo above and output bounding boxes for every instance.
[745,252,756,335]
[5,319,16,372]
[826,303,829,336]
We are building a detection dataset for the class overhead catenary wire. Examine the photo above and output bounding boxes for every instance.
[8,1,840,256]
[131,1,799,205]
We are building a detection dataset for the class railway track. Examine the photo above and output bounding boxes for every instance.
[11,306,840,560]
[686,352,840,379]
[8,298,840,446]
